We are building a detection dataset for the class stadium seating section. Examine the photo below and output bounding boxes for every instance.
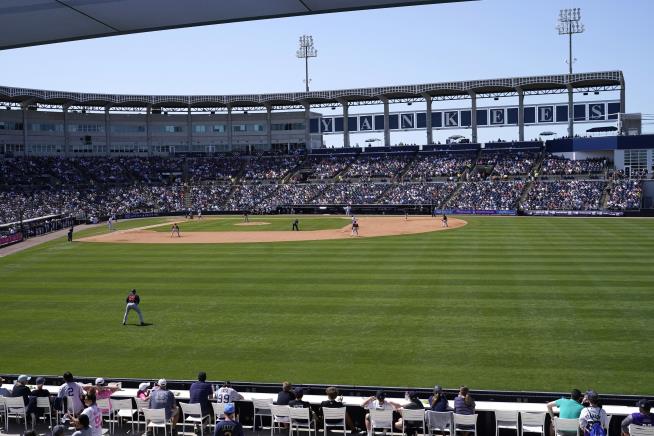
[0,148,645,225]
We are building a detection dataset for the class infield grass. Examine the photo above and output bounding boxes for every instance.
[1,216,653,394]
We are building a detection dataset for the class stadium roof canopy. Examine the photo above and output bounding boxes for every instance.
[0,0,473,51]
[0,71,624,111]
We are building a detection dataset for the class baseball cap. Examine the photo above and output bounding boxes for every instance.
[158,379,167,387]
[36,377,46,385]
[406,391,418,399]
[434,385,443,393]
[636,399,651,409]
[17,375,31,383]
[375,390,386,400]
[586,390,599,401]
[51,424,67,436]
[0,376,5,383]
[95,377,106,386]
[138,382,151,392]
[295,388,304,397]
[224,403,236,414]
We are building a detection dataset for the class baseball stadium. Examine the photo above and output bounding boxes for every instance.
[1,1,654,436]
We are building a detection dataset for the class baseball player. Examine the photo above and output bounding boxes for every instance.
[441,214,448,228]
[351,219,359,237]
[107,217,113,232]
[122,289,145,326]
[170,223,181,238]
[292,219,299,231]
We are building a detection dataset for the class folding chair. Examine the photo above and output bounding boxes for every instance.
[426,411,453,436]
[494,410,518,436]
[143,408,173,436]
[5,396,29,432]
[520,413,546,436]
[369,409,394,436]
[323,407,346,436]
[96,398,114,434]
[452,413,477,436]
[629,425,654,436]
[135,397,150,432]
[289,407,316,436]
[604,415,612,434]
[271,405,291,436]
[401,409,426,436]
[553,417,580,436]
[179,402,211,436]
[254,398,274,431]
[35,397,54,429]
[112,398,137,434]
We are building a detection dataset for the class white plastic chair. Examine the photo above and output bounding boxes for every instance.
[180,402,211,436]
[143,408,173,436]
[369,409,394,435]
[401,409,426,436]
[5,396,29,431]
[520,412,546,436]
[453,413,477,436]
[135,398,150,432]
[271,405,291,436]
[629,425,654,436]
[212,402,226,424]
[36,396,54,428]
[604,415,612,434]
[289,407,316,436]
[0,397,7,433]
[494,410,519,436]
[553,417,579,436]
[253,398,274,431]
[96,398,114,434]
[322,407,346,436]
[112,398,137,434]
[426,411,453,436]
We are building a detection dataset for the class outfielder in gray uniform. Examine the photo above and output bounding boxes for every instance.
[123,289,145,326]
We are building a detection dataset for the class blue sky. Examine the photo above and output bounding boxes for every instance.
[1,0,652,145]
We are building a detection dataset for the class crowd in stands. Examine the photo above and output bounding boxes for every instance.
[403,153,473,181]
[523,181,605,211]
[0,150,646,225]
[607,180,642,210]
[541,155,606,176]
[450,181,526,210]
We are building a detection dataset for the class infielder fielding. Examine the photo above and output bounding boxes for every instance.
[122,289,145,326]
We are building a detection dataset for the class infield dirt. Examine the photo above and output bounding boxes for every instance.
[78,216,466,244]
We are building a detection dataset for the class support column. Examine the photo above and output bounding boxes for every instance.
[63,105,70,157]
[104,106,111,156]
[567,84,574,138]
[619,79,626,135]
[265,104,273,151]
[187,105,192,152]
[227,105,233,151]
[146,105,152,155]
[304,102,311,150]
[339,99,350,148]
[21,103,28,156]
[381,97,390,147]
[517,88,525,142]
[469,91,478,144]
[422,93,433,145]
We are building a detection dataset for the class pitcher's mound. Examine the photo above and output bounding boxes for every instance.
[79,216,466,244]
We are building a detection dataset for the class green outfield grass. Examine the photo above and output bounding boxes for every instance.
[149,216,349,232]
[1,216,653,394]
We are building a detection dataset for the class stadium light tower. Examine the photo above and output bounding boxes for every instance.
[557,8,585,75]
[296,34,317,92]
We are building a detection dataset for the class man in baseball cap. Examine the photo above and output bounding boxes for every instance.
[12,375,32,405]
[0,377,10,397]
[621,399,654,435]
[214,403,243,436]
[149,378,179,431]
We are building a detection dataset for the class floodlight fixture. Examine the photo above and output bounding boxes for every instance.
[296,34,318,92]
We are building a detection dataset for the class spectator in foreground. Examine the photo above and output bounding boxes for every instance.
[579,390,609,436]
[429,385,449,412]
[276,381,296,405]
[213,403,243,436]
[0,377,10,397]
[149,379,179,430]
[58,372,85,416]
[51,424,67,436]
[137,382,151,400]
[12,375,32,405]
[321,386,355,430]
[621,399,654,435]
[215,381,243,403]
[454,386,475,415]
[72,413,92,436]
[362,391,401,435]
[395,391,425,434]
[190,371,214,420]
[547,389,584,419]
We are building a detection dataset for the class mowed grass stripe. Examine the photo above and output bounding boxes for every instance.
[0,216,653,394]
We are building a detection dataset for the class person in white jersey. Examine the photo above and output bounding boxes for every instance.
[58,371,85,416]
[214,381,244,404]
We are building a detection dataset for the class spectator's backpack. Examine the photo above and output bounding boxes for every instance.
[588,420,606,436]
